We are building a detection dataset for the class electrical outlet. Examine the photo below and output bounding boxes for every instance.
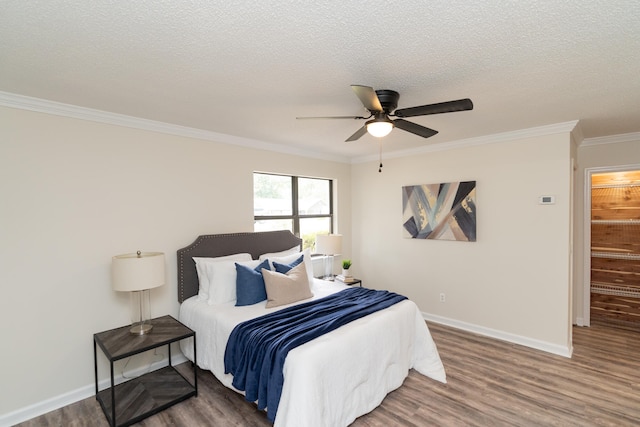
[439,293,446,303]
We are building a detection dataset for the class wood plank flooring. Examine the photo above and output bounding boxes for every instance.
[15,321,640,426]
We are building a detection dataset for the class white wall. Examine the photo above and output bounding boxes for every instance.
[0,105,351,420]
[351,132,574,352]
[573,137,640,326]
[4,101,632,423]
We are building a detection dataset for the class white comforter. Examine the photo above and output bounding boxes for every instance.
[179,279,446,427]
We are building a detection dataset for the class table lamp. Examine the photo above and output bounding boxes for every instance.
[315,234,342,280]
[112,251,165,335]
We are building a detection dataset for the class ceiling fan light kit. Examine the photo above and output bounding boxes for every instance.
[366,116,394,137]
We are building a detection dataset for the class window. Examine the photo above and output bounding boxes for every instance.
[254,172,333,250]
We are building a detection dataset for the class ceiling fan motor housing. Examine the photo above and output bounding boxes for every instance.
[374,90,399,113]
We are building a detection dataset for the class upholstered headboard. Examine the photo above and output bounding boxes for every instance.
[176,230,303,303]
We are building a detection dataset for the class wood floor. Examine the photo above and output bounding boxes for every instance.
[16,320,640,426]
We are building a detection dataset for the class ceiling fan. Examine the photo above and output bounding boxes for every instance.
[297,85,473,142]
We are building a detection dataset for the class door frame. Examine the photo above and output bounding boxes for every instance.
[582,163,640,327]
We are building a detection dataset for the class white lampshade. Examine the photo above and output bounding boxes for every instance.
[112,251,165,292]
[366,120,394,138]
[315,234,342,255]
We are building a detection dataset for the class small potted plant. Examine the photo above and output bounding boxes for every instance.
[341,259,352,278]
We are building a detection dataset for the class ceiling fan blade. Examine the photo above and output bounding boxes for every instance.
[393,119,439,138]
[296,115,367,120]
[394,98,473,118]
[345,125,368,142]
[351,85,383,112]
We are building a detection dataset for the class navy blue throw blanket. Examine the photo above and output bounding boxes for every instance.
[224,287,407,422]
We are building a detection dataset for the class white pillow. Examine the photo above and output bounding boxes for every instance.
[262,262,313,308]
[258,245,301,261]
[193,253,252,301]
[207,259,263,305]
[266,248,314,284]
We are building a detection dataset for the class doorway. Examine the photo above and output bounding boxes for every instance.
[584,166,640,328]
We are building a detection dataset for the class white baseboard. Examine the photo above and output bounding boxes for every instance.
[423,312,573,358]
[0,354,188,427]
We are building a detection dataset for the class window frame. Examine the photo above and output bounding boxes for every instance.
[253,172,334,237]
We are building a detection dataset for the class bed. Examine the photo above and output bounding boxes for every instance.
[177,230,446,427]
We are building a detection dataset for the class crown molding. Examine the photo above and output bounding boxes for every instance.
[351,120,580,164]
[580,132,640,147]
[6,90,633,162]
[0,91,349,163]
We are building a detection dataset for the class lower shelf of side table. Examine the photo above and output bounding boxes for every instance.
[96,365,196,427]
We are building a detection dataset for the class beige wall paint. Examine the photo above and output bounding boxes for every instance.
[0,106,351,417]
[573,138,640,326]
[351,133,573,351]
[3,101,632,421]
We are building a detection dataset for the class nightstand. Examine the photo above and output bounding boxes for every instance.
[94,315,197,427]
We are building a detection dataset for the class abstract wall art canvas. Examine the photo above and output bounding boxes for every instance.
[402,181,476,241]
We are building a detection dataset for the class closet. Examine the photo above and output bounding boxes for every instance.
[590,170,640,326]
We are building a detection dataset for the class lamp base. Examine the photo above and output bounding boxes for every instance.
[129,322,153,335]
[129,289,153,335]
[322,255,335,281]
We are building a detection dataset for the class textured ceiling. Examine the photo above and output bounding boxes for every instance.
[1,1,639,160]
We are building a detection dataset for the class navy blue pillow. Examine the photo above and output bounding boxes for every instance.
[235,259,270,306]
[273,255,304,274]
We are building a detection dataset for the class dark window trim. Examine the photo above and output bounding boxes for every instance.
[253,173,334,237]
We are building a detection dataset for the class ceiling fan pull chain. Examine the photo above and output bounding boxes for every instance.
[378,140,383,173]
